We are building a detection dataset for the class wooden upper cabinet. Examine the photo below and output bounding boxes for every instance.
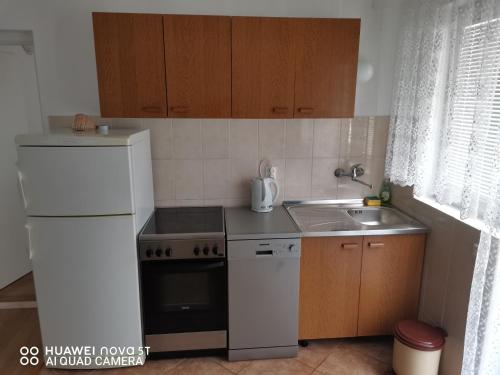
[93,13,167,117]
[299,237,363,340]
[294,18,360,118]
[164,15,231,118]
[232,17,296,118]
[358,234,425,336]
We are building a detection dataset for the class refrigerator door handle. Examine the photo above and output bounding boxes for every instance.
[25,224,34,260]
[17,169,28,209]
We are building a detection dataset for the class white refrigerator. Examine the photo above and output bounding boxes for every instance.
[15,128,154,369]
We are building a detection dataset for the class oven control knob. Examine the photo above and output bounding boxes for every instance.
[203,246,210,255]
[155,248,163,257]
[212,246,218,255]
[165,248,172,257]
[146,248,153,258]
[193,247,200,256]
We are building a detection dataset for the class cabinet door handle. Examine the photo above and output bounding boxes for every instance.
[341,243,359,249]
[170,106,190,114]
[272,106,288,114]
[141,105,162,113]
[368,242,385,248]
[297,107,314,114]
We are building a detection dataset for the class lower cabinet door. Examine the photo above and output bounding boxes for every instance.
[299,237,363,340]
[358,234,426,336]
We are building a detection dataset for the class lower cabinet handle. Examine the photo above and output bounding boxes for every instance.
[297,107,314,114]
[368,242,385,248]
[141,105,161,113]
[341,243,359,249]
[170,106,190,114]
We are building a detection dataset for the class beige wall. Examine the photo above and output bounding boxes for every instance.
[50,116,389,208]
[392,186,480,375]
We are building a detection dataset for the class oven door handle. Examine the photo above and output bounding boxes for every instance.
[157,261,225,273]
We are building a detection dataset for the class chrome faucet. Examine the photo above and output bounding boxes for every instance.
[334,163,373,189]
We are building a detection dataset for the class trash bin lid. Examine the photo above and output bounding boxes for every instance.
[394,320,445,351]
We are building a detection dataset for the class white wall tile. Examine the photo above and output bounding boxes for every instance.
[337,179,366,199]
[204,198,248,208]
[313,119,342,158]
[259,119,285,159]
[202,119,229,159]
[229,120,259,159]
[284,158,312,200]
[364,156,386,194]
[369,116,389,158]
[49,114,390,206]
[155,200,177,207]
[335,158,368,198]
[203,159,230,199]
[152,159,175,201]
[173,119,202,159]
[311,158,340,199]
[173,199,205,207]
[228,158,259,199]
[340,117,369,158]
[174,159,203,199]
[285,119,314,158]
[141,118,172,160]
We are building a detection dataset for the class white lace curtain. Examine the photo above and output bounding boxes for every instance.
[385,0,500,374]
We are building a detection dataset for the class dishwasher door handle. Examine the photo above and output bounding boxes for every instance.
[256,250,273,256]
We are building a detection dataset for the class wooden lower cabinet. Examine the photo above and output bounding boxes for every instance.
[299,234,425,339]
[357,234,425,336]
[299,236,363,340]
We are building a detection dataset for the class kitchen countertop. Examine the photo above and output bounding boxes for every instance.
[225,206,300,240]
[284,199,428,237]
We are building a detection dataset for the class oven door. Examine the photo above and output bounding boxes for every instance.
[140,259,227,336]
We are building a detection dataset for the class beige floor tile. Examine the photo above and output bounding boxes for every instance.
[316,346,392,375]
[90,358,185,375]
[165,358,233,375]
[296,340,343,369]
[348,339,394,365]
[211,356,252,373]
[238,358,315,375]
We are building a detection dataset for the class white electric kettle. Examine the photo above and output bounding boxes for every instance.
[251,177,279,213]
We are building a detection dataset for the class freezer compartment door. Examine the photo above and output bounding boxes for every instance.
[17,146,134,216]
[28,215,143,352]
[228,240,300,350]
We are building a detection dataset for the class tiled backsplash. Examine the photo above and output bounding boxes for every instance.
[49,116,389,207]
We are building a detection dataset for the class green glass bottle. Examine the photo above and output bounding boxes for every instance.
[379,178,391,205]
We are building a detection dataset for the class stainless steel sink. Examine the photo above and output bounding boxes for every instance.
[346,207,408,226]
[284,199,428,237]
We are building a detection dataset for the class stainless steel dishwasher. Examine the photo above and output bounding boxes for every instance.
[225,207,301,361]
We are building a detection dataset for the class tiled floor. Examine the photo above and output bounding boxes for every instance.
[0,274,395,374]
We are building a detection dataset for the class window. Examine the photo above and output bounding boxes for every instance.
[444,18,500,205]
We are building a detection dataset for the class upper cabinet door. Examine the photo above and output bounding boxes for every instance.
[232,17,296,118]
[164,15,231,118]
[93,13,167,118]
[294,19,360,118]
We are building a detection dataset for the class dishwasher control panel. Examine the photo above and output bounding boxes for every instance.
[227,238,301,260]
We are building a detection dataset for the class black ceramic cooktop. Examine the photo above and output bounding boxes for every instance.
[141,207,224,235]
